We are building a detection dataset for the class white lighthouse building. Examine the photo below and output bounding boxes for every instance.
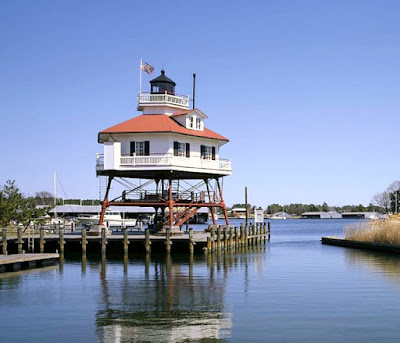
[96,69,231,231]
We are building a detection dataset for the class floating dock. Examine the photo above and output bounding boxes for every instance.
[0,253,59,272]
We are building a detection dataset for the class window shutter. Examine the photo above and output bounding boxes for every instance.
[174,141,179,156]
[130,141,135,156]
[186,143,190,158]
[212,147,216,160]
[200,145,205,159]
[144,141,150,156]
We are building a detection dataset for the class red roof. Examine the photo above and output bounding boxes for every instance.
[99,114,229,141]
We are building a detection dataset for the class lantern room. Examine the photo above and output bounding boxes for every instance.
[150,70,176,95]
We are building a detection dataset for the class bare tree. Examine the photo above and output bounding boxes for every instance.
[371,191,391,213]
[386,181,400,193]
[34,191,54,205]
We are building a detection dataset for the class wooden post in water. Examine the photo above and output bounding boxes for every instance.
[189,228,194,254]
[263,222,267,244]
[207,236,212,252]
[210,228,215,251]
[2,229,7,255]
[240,223,244,246]
[247,223,252,246]
[39,228,45,253]
[223,227,228,250]
[268,221,271,241]
[59,228,64,253]
[166,228,171,253]
[216,226,222,250]
[17,228,23,254]
[229,227,234,249]
[101,227,107,255]
[123,228,129,254]
[145,228,151,253]
[256,223,260,245]
[235,227,239,247]
[81,228,87,254]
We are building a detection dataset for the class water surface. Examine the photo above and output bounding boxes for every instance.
[1,219,400,342]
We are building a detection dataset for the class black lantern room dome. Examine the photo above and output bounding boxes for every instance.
[150,70,176,95]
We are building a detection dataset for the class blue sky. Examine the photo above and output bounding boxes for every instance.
[0,0,399,207]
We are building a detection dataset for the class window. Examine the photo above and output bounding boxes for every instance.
[189,117,194,128]
[174,141,190,158]
[200,145,216,160]
[196,118,201,130]
[130,141,150,156]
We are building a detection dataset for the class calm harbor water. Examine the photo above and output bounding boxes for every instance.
[1,219,400,342]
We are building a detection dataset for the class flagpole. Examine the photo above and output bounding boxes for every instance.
[139,59,142,94]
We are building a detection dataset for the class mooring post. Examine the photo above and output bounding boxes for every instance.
[81,228,87,254]
[17,227,23,254]
[216,226,222,250]
[246,223,251,246]
[256,223,260,245]
[234,227,239,247]
[145,228,151,253]
[268,221,271,241]
[229,227,234,249]
[39,228,45,253]
[210,228,216,251]
[240,223,244,246]
[189,228,194,254]
[2,229,7,255]
[207,236,212,252]
[101,227,107,255]
[166,228,171,253]
[59,228,64,253]
[123,228,129,254]
[223,227,228,250]
[263,222,267,244]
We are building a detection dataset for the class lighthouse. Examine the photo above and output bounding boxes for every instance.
[96,69,231,232]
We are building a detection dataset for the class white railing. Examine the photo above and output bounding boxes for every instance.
[138,92,190,109]
[120,154,172,166]
[97,153,231,172]
[96,153,104,167]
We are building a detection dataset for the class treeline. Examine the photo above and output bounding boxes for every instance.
[229,202,379,215]
[266,203,377,215]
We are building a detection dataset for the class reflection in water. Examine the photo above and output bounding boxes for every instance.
[94,248,266,343]
[345,249,400,285]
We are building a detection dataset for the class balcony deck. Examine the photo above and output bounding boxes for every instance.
[96,153,232,179]
[137,92,190,111]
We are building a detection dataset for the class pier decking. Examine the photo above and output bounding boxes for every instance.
[1,223,270,255]
[0,253,59,272]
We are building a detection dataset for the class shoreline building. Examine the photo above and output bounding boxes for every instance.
[96,69,231,233]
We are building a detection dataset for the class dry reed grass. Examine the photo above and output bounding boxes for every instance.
[345,216,400,245]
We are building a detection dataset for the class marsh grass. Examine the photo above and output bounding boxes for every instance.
[345,216,400,245]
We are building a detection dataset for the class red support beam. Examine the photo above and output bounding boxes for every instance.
[99,176,113,225]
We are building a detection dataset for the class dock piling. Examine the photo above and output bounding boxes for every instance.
[123,228,129,254]
[17,228,23,254]
[210,228,216,251]
[166,228,171,253]
[59,228,65,253]
[101,227,107,255]
[234,227,239,247]
[2,229,7,255]
[39,228,45,253]
[189,228,195,254]
[81,228,87,253]
[216,226,222,250]
[145,228,151,253]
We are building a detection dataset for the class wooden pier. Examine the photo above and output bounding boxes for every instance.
[0,222,270,256]
[0,253,59,272]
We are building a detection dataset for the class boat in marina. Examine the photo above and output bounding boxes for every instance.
[77,211,137,227]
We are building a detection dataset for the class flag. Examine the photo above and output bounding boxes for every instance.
[141,61,154,75]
